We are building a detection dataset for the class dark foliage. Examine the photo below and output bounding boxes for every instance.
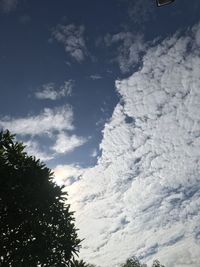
[69,259,95,267]
[121,257,142,267]
[0,130,81,266]
[121,257,165,267]
[151,260,165,267]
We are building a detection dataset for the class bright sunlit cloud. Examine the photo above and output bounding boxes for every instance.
[53,164,86,186]
[63,21,200,267]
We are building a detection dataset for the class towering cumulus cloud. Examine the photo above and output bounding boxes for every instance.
[62,23,200,267]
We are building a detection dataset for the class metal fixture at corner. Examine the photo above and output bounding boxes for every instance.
[156,0,175,7]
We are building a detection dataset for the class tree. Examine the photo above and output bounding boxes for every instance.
[121,257,144,267]
[121,257,165,267]
[151,260,165,267]
[0,130,81,266]
[69,259,96,267]
[70,259,89,267]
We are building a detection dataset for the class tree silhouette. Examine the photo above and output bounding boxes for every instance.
[151,260,165,267]
[0,130,81,266]
[121,257,144,267]
[70,259,96,267]
[121,257,165,267]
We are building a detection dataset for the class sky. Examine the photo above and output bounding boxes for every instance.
[0,0,200,266]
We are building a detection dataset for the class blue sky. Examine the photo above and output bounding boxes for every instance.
[0,0,200,266]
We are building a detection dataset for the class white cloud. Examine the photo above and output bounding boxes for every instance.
[24,140,54,161]
[52,131,87,154]
[53,164,87,186]
[35,81,73,100]
[90,148,98,158]
[0,105,74,136]
[51,24,88,63]
[105,32,146,73]
[0,105,87,159]
[0,0,17,13]
[61,22,200,267]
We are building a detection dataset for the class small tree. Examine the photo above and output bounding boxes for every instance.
[0,130,81,266]
[151,260,165,267]
[70,259,96,267]
[121,257,143,267]
[121,257,165,267]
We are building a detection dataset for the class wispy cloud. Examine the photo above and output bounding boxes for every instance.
[51,24,88,63]
[24,140,54,161]
[0,0,18,13]
[0,105,74,136]
[35,81,73,100]
[0,105,87,160]
[58,22,200,267]
[120,0,154,26]
[90,74,102,80]
[105,32,146,73]
[90,148,98,158]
